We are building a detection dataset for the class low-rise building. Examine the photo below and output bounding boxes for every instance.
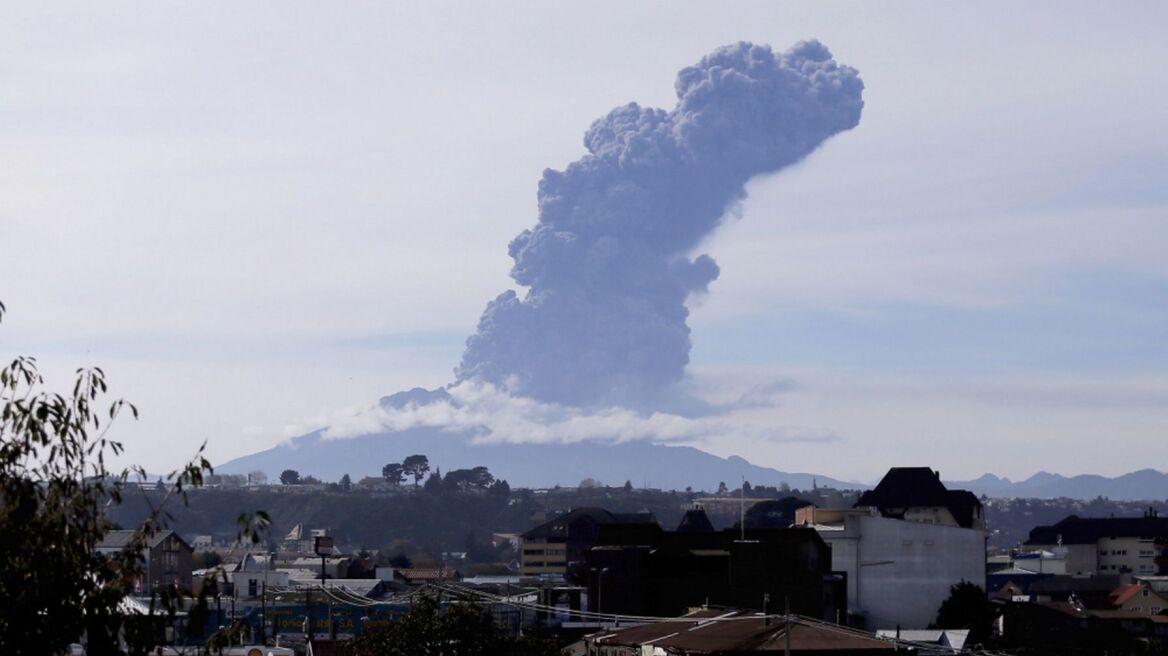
[583,509,844,621]
[228,552,290,599]
[1023,510,1168,577]
[520,507,655,578]
[96,529,194,594]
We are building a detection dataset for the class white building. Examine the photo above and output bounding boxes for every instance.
[1024,511,1168,577]
[807,509,986,630]
[798,468,987,631]
[229,552,290,599]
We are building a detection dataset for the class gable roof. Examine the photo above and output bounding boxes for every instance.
[1111,584,1145,606]
[677,508,715,533]
[96,529,188,551]
[855,467,982,528]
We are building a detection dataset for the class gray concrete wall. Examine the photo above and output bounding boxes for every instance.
[820,515,986,630]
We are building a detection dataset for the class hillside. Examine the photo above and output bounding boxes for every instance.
[215,425,859,492]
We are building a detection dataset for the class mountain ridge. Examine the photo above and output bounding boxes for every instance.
[215,426,859,492]
[216,425,1168,500]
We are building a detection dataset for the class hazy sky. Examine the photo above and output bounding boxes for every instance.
[4,2,1166,482]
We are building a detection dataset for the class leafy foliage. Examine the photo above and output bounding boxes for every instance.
[402,454,430,486]
[350,592,559,656]
[382,462,405,487]
[931,581,996,645]
[280,468,301,485]
[739,496,813,529]
[0,302,269,654]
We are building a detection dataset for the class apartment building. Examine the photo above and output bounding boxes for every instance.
[1024,510,1168,577]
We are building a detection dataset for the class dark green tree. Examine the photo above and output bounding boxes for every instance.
[931,581,996,645]
[339,473,352,491]
[423,468,444,493]
[402,454,430,487]
[382,462,405,487]
[280,468,301,485]
[741,496,812,528]
[351,592,559,656]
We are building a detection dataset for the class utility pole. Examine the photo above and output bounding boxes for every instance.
[740,476,745,540]
[260,580,266,645]
[305,586,313,648]
[784,596,790,656]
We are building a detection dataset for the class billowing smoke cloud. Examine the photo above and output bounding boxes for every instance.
[456,40,863,406]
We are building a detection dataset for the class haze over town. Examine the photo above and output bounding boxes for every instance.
[4,1,1167,483]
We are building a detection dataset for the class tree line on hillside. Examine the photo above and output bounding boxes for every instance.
[274,454,513,497]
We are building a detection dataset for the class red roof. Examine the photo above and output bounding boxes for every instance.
[1109,584,1144,606]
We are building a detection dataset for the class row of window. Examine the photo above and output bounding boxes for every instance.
[1099,564,1155,571]
[524,561,566,569]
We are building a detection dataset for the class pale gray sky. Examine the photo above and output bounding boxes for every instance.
[3,2,1166,481]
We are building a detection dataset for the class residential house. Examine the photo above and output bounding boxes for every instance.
[96,529,194,594]
[1107,582,1168,617]
[228,552,290,599]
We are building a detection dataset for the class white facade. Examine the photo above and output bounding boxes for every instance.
[816,513,986,631]
[1027,536,1160,576]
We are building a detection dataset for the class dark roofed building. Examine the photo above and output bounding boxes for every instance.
[96,529,194,594]
[677,507,716,533]
[1024,511,1168,576]
[520,507,656,577]
[583,522,845,621]
[1026,514,1168,546]
[855,467,984,529]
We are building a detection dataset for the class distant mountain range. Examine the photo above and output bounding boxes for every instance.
[946,470,1168,501]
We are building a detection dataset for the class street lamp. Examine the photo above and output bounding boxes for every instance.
[592,567,609,617]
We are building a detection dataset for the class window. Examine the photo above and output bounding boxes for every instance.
[248,579,258,597]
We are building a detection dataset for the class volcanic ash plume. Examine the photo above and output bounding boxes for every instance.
[456,40,863,406]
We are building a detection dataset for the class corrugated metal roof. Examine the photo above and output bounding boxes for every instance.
[589,612,898,653]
